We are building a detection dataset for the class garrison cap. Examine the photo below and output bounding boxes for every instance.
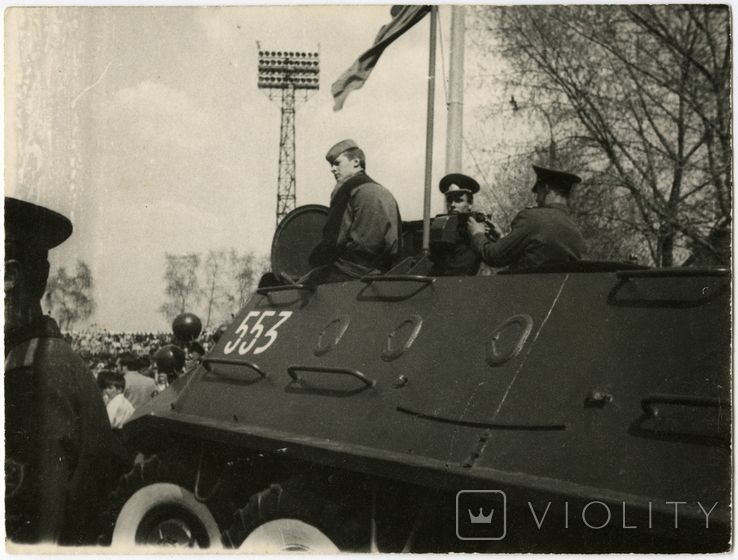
[5,197,73,252]
[532,166,582,193]
[326,139,359,164]
[439,173,480,197]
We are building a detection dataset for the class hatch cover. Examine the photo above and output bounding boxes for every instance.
[271,204,329,282]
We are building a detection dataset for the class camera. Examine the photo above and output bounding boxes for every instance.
[430,212,499,246]
[455,212,499,241]
[456,211,491,225]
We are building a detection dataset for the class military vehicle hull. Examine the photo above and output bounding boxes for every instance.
[114,266,731,552]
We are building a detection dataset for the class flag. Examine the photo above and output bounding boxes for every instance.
[331,5,431,111]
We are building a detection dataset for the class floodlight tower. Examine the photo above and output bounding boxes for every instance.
[258,47,320,225]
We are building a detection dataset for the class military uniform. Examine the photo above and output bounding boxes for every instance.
[309,140,401,281]
[330,175,400,276]
[430,236,482,276]
[430,173,482,276]
[5,197,113,545]
[470,202,583,269]
[5,315,113,544]
[469,166,584,270]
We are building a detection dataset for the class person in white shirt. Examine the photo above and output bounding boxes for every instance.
[99,371,135,429]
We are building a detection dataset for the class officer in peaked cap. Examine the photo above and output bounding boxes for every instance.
[431,173,489,277]
[439,173,480,199]
[466,165,585,270]
[530,165,581,195]
[308,139,401,283]
[5,197,112,545]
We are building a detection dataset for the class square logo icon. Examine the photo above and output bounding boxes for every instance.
[456,490,507,540]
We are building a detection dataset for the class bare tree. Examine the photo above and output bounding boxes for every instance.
[45,260,96,331]
[471,5,730,266]
[160,250,270,329]
[218,250,271,323]
[200,250,228,330]
[159,253,201,322]
[228,249,256,313]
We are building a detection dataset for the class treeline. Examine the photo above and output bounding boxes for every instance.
[159,250,270,330]
[45,260,96,331]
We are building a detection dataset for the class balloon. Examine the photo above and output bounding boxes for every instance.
[154,344,186,374]
[172,313,202,343]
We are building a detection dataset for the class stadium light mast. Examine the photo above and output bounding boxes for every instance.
[257,47,320,225]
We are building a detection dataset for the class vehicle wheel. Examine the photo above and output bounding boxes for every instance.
[238,519,340,553]
[111,482,220,548]
[98,454,222,548]
[221,477,367,552]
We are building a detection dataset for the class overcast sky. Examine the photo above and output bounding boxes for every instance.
[5,5,516,332]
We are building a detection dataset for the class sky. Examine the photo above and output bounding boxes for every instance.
[5,5,521,332]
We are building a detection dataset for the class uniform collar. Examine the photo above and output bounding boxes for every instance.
[542,202,570,213]
[5,314,62,355]
[330,170,369,200]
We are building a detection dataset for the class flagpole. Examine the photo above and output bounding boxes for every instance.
[446,5,465,173]
[422,5,437,254]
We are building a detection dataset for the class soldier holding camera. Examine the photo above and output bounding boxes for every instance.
[430,173,500,276]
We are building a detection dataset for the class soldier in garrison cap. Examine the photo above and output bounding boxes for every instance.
[5,197,112,545]
[466,166,585,270]
[308,139,401,283]
[430,173,500,276]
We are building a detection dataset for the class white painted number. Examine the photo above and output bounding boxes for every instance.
[239,311,274,354]
[223,311,259,354]
[255,311,293,354]
[223,311,293,355]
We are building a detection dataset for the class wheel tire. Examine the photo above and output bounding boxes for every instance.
[239,519,340,553]
[98,454,222,548]
[222,477,367,552]
[111,483,220,549]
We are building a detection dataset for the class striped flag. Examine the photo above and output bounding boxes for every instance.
[331,5,431,111]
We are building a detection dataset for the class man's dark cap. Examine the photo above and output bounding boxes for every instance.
[439,173,480,197]
[532,166,581,193]
[189,341,205,356]
[5,197,73,251]
[326,139,359,164]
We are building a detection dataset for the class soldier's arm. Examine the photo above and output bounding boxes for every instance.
[36,368,76,543]
[469,211,531,267]
[345,184,399,255]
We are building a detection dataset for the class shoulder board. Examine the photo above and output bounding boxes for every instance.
[4,338,42,370]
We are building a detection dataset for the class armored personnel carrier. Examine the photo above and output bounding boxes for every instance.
[102,204,731,552]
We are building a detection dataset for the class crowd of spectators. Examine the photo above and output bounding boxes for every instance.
[62,327,220,479]
[62,327,218,424]
[63,328,217,373]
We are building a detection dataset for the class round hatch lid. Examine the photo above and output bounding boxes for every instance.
[271,204,329,282]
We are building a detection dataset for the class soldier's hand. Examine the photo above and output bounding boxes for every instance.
[486,221,503,241]
[467,217,486,237]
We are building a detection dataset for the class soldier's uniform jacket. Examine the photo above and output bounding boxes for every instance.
[470,202,584,270]
[311,170,401,277]
[430,234,481,277]
[5,315,112,545]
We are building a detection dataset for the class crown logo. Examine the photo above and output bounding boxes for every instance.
[469,507,494,524]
